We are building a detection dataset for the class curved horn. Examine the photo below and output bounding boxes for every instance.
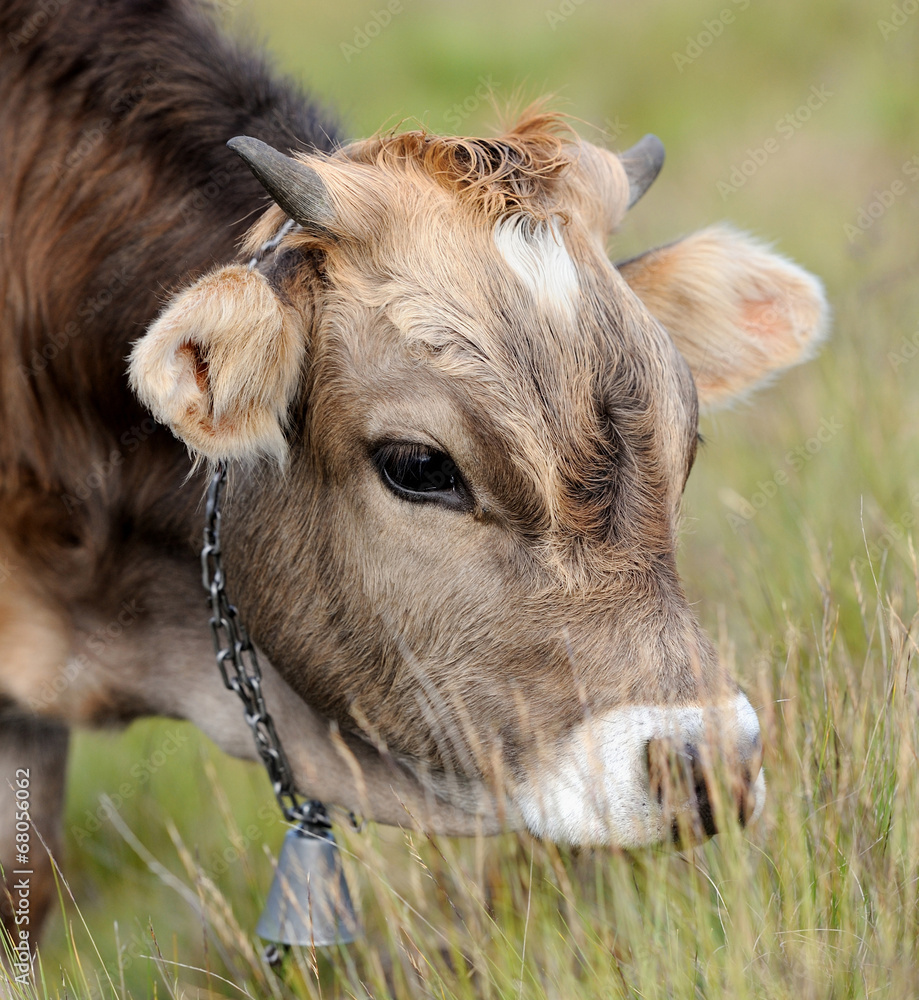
[228,135,335,231]
[619,134,665,209]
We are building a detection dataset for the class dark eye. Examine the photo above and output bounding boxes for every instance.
[373,442,473,512]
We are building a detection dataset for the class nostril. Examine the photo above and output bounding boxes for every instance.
[647,735,761,842]
[685,745,718,839]
[671,744,716,840]
[646,738,718,840]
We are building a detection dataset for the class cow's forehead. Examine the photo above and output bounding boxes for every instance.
[310,200,699,555]
[311,138,678,395]
[371,205,697,440]
[268,122,699,540]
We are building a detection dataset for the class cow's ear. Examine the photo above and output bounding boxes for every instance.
[129,265,304,462]
[618,226,829,409]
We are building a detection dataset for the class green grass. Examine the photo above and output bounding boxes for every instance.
[6,0,919,996]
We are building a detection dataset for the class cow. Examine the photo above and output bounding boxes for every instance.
[0,0,827,947]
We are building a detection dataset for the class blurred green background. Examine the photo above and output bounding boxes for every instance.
[23,0,919,996]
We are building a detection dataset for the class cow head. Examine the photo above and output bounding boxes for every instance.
[129,112,827,845]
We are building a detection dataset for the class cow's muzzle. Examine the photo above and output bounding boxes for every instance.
[511,692,765,846]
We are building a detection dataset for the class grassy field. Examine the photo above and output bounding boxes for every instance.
[5,0,919,996]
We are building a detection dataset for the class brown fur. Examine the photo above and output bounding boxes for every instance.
[344,110,574,219]
[1,0,827,944]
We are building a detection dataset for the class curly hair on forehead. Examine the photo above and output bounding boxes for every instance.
[339,109,576,219]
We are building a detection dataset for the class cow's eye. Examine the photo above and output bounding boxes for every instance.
[373,442,473,512]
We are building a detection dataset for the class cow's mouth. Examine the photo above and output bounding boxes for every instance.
[345,692,765,846]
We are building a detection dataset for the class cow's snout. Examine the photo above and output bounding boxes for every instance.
[646,731,765,844]
[513,693,765,846]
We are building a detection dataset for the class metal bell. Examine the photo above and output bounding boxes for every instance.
[256,823,361,947]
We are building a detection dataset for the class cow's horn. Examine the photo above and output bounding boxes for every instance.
[619,134,665,209]
[228,135,335,231]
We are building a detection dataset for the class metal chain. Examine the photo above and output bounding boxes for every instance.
[201,460,331,830]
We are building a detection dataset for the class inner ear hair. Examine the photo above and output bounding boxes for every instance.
[129,264,305,463]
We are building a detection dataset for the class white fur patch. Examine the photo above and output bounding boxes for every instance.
[512,692,764,846]
[493,215,579,319]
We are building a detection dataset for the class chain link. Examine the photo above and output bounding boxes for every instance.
[201,461,331,830]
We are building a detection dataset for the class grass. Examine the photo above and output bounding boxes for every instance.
[5,0,919,996]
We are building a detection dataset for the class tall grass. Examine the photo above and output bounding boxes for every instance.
[5,0,919,996]
[13,547,919,999]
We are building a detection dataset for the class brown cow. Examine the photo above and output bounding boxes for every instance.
[0,0,827,945]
